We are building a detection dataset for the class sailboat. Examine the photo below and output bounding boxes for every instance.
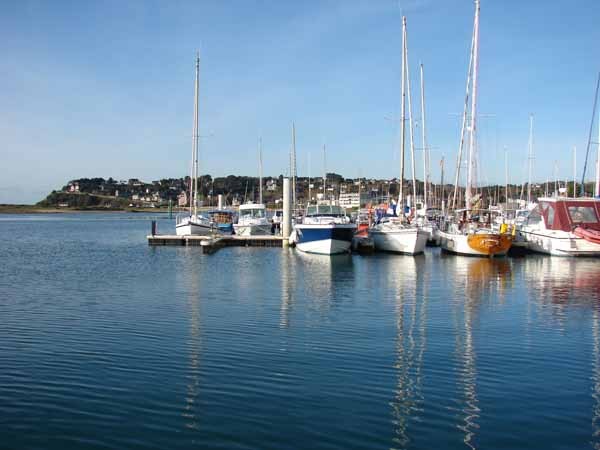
[437,0,513,257]
[368,16,428,255]
[415,62,440,246]
[176,54,212,236]
[233,138,271,236]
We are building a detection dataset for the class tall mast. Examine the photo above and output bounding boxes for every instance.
[527,114,534,204]
[405,19,418,211]
[322,144,327,201]
[420,62,429,211]
[440,156,445,210]
[291,123,297,210]
[554,161,558,197]
[573,145,577,198]
[451,7,477,210]
[582,72,600,196]
[308,152,311,205]
[465,0,480,211]
[504,146,509,206]
[258,137,263,204]
[597,108,600,197]
[399,16,407,212]
[190,52,200,216]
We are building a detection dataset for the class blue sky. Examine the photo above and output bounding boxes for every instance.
[1,0,599,203]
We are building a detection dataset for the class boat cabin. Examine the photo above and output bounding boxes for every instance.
[305,205,346,217]
[238,203,266,219]
[208,210,235,224]
[527,197,600,232]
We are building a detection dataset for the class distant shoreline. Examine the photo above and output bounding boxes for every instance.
[0,204,177,214]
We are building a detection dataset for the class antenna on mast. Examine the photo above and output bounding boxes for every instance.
[451,2,477,210]
[581,72,600,196]
[399,16,407,212]
[527,113,534,204]
[258,137,263,205]
[291,124,297,211]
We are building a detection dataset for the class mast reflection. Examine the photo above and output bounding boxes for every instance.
[279,249,296,329]
[388,255,426,449]
[451,257,512,450]
[178,250,203,430]
[593,309,600,449]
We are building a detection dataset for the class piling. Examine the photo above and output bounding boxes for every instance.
[282,177,292,247]
[218,194,223,210]
[151,220,157,236]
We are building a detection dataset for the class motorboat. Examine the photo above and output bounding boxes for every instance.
[517,197,600,256]
[291,204,356,255]
[233,203,271,236]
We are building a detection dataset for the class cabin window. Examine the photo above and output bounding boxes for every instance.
[546,204,555,227]
[568,206,598,223]
[526,206,542,225]
[240,209,265,218]
[306,205,345,217]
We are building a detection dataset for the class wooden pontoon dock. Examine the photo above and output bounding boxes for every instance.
[147,234,285,254]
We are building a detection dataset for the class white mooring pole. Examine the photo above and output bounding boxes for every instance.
[282,177,292,246]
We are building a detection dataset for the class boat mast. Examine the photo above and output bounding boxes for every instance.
[258,137,263,204]
[420,62,429,211]
[465,0,480,212]
[504,146,509,207]
[451,6,477,211]
[190,53,200,217]
[573,145,577,198]
[291,123,297,211]
[405,20,418,212]
[582,72,600,196]
[440,156,445,211]
[527,114,534,204]
[597,106,600,197]
[399,16,407,214]
[308,152,311,205]
[322,144,327,202]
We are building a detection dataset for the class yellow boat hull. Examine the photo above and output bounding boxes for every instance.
[467,233,513,256]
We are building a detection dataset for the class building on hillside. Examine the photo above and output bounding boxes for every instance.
[178,191,188,207]
[338,192,369,209]
[266,179,277,192]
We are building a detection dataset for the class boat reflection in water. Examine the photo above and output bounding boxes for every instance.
[279,249,297,329]
[448,256,513,450]
[293,250,354,314]
[382,254,427,449]
[177,251,203,431]
[593,309,600,450]
[280,250,354,328]
[523,256,600,306]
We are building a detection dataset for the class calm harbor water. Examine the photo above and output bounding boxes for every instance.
[1,213,600,449]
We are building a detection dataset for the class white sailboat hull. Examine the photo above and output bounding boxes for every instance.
[520,229,600,256]
[369,227,428,255]
[175,216,212,236]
